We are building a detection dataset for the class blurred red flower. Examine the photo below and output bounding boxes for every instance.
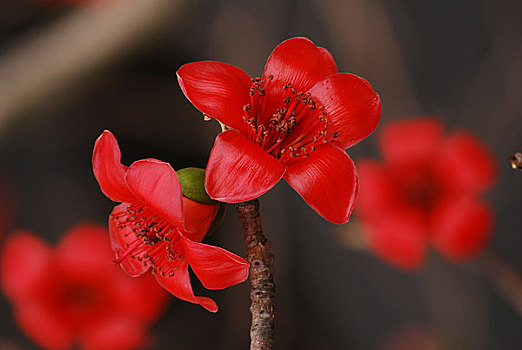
[92,130,249,312]
[0,223,168,350]
[356,118,496,269]
[177,37,381,224]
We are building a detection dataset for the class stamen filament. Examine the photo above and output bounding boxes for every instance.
[241,78,338,164]
[114,239,142,263]
[266,139,282,154]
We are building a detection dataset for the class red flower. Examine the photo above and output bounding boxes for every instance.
[92,130,249,312]
[177,37,381,224]
[0,223,168,350]
[356,118,496,269]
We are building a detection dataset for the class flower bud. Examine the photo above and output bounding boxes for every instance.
[176,167,215,204]
[177,167,226,238]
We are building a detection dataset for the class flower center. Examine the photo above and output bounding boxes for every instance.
[110,203,185,278]
[242,75,339,164]
[399,170,442,213]
[50,280,105,326]
[58,283,99,308]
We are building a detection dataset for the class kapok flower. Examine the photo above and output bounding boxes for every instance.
[356,117,496,270]
[177,37,381,224]
[92,130,249,312]
[0,223,168,350]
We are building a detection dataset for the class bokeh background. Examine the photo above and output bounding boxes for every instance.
[0,0,521,349]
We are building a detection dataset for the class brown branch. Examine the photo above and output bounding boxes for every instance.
[236,199,275,350]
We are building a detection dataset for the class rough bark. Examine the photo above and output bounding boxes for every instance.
[236,199,275,350]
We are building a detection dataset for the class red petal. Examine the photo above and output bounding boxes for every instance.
[109,203,151,277]
[177,61,251,133]
[182,197,218,243]
[14,303,74,350]
[205,130,285,202]
[125,159,184,229]
[283,144,358,224]
[180,235,249,290]
[431,198,493,261]
[111,273,168,323]
[435,132,497,194]
[308,73,381,150]
[378,118,444,164]
[262,37,337,95]
[80,317,146,350]
[365,216,428,270]
[55,223,112,282]
[92,130,135,203]
[260,37,338,124]
[0,231,51,301]
[355,160,398,219]
[154,259,218,312]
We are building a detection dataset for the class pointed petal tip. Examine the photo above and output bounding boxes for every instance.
[284,144,358,225]
[92,129,135,203]
[180,235,250,290]
[176,66,189,99]
[329,209,355,225]
[153,261,219,313]
[202,300,219,313]
[95,129,114,141]
[100,129,114,136]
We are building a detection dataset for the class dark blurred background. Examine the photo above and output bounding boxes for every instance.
[0,0,521,349]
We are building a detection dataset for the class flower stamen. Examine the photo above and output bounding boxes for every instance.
[110,203,185,274]
[241,77,338,165]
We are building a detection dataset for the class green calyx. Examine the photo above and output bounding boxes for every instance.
[176,167,216,205]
